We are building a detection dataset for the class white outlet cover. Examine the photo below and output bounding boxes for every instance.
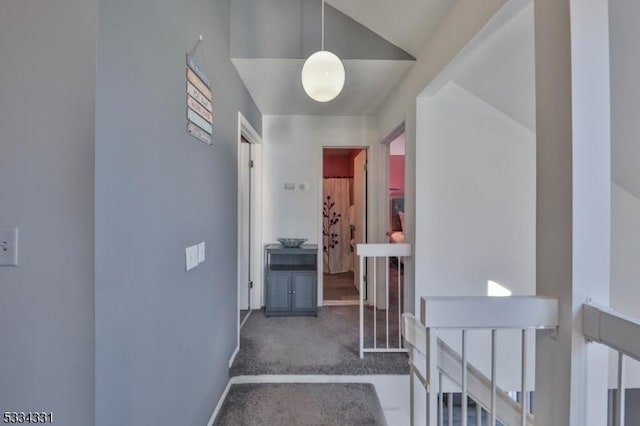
[0,227,18,267]
[298,183,308,191]
[185,245,198,271]
[198,242,205,264]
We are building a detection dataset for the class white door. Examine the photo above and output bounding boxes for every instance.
[353,150,367,292]
[239,141,252,310]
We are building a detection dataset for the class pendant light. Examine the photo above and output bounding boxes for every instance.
[301,0,345,102]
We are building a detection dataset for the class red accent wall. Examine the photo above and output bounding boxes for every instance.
[323,155,353,177]
[389,155,405,196]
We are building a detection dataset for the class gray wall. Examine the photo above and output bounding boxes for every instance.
[96,0,261,425]
[0,1,97,425]
[231,0,414,60]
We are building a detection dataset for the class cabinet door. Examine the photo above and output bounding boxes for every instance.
[267,272,291,312]
[291,272,316,311]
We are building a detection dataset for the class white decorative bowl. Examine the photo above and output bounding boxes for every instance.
[277,238,307,248]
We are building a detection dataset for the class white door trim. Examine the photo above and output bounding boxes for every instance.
[236,112,263,355]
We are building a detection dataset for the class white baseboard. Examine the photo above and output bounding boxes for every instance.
[207,379,233,426]
[228,345,239,369]
[239,309,253,329]
[323,300,360,306]
[229,374,407,384]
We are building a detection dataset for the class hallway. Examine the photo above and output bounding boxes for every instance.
[230,306,408,376]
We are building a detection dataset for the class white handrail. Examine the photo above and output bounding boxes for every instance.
[583,302,640,362]
[420,296,559,330]
[583,302,640,426]
[407,296,559,426]
[403,313,536,426]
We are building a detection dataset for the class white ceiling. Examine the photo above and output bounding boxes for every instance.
[233,58,414,115]
[449,4,535,131]
[326,0,458,57]
[421,3,535,132]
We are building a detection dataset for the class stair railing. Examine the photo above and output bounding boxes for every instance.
[357,243,411,358]
[403,296,559,426]
[583,302,640,426]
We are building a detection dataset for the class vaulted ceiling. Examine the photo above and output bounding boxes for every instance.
[230,0,456,115]
[326,0,458,57]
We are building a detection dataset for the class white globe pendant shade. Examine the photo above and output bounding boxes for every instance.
[301,50,345,102]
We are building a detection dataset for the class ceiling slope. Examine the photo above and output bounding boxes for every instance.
[231,0,414,60]
[232,58,414,115]
[326,0,458,57]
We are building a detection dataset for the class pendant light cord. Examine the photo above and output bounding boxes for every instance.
[321,0,325,50]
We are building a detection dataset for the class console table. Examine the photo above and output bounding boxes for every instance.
[264,244,318,317]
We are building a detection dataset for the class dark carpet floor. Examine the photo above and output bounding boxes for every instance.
[231,306,409,376]
[323,272,359,301]
[213,383,387,426]
[240,309,250,325]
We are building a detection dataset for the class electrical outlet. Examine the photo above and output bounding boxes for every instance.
[0,227,18,267]
[298,183,308,191]
[198,242,205,264]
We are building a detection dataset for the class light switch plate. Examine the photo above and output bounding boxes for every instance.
[0,227,18,267]
[185,245,198,271]
[197,242,205,264]
[284,183,296,191]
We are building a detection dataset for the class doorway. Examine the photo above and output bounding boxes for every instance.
[237,112,262,337]
[239,137,253,325]
[387,132,405,247]
[387,130,406,315]
[322,148,367,305]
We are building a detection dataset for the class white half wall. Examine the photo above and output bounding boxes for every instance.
[609,183,640,388]
[415,82,536,391]
[609,0,640,390]
[261,115,385,305]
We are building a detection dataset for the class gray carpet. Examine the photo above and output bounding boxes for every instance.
[213,383,387,426]
[231,306,409,376]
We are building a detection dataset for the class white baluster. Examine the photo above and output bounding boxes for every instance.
[616,352,625,426]
[462,330,468,426]
[439,372,444,426]
[398,257,402,348]
[359,255,364,358]
[373,257,377,349]
[521,329,528,426]
[386,256,389,349]
[491,329,497,426]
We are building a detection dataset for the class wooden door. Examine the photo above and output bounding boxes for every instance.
[239,141,252,310]
[353,150,367,293]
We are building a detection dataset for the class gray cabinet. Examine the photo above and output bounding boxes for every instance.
[264,244,318,316]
